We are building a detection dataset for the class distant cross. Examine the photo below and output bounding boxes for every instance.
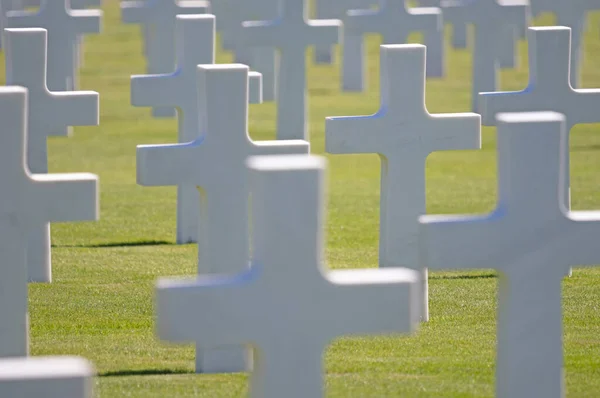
[6,0,102,91]
[242,0,341,140]
[155,154,420,398]
[440,0,529,112]
[131,15,263,244]
[137,64,309,373]
[420,111,600,398]
[0,356,94,398]
[342,0,444,92]
[326,44,481,321]
[120,0,210,118]
[4,28,99,283]
[0,86,98,358]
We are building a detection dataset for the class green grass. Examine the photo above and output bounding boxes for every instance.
[7,2,600,396]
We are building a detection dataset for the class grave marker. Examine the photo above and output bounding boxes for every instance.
[131,15,263,244]
[137,64,309,373]
[327,44,481,321]
[242,0,341,140]
[4,28,99,283]
[156,154,420,398]
[342,0,444,92]
[420,111,600,398]
[0,86,98,358]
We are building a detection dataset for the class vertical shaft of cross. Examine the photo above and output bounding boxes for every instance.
[277,48,308,140]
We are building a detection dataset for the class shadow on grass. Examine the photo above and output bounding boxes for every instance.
[52,240,174,249]
[100,368,193,378]
[430,272,497,280]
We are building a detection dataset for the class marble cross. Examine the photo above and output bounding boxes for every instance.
[242,0,341,140]
[420,111,600,398]
[156,154,420,398]
[0,86,98,358]
[120,0,210,118]
[342,0,444,92]
[326,44,480,321]
[6,0,102,91]
[132,15,263,245]
[137,64,309,373]
[440,0,529,112]
[0,356,94,398]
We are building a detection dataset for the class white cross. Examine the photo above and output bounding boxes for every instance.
[131,15,263,244]
[4,28,99,284]
[156,154,420,398]
[420,111,600,398]
[242,0,341,140]
[342,0,444,92]
[440,0,529,112]
[327,44,480,322]
[0,356,94,398]
[120,0,210,118]
[137,64,309,373]
[0,86,98,358]
[6,0,102,91]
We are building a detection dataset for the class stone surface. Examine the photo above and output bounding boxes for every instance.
[0,86,98,358]
[420,111,600,398]
[137,64,309,373]
[120,0,210,117]
[342,0,444,92]
[156,154,420,398]
[4,28,99,283]
[6,0,102,91]
[327,44,481,321]
[243,0,341,140]
[0,356,94,398]
[131,15,263,244]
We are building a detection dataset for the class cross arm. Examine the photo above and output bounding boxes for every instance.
[325,115,385,155]
[52,91,99,131]
[176,1,211,14]
[306,19,341,46]
[344,8,381,35]
[425,113,481,153]
[242,20,283,48]
[5,11,41,28]
[570,89,600,124]
[71,10,102,34]
[120,1,149,24]
[559,212,600,267]
[251,140,310,157]
[130,73,179,108]
[439,2,471,26]
[136,141,206,187]
[28,173,98,223]
[478,90,535,126]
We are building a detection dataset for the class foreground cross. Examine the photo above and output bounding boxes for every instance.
[327,44,481,321]
[243,0,341,140]
[131,15,263,244]
[0,356,94,398]
[137,64,309,373]
[4,28,99,283]
[342,0,443,92]
[120,0,209,118]
[420,111,600,398]
[0,86,98,358]
[6,0,102,91]
[156,154,420,398]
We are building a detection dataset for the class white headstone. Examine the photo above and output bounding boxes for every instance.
[120,0,210,118]
[440,0,529,112]
[242,0,341,140]
[0,86,98,358]
[342,0,444,92]
[420,111,600,398]
[6,0,102,91]
[131,15,263,244]
[4,28,99,283]
[137,64,309,373]
[327,44,481,321]
[0,356,94,398]
[156,154,420,398]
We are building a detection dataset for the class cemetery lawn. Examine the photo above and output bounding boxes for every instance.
[7,2,599,396]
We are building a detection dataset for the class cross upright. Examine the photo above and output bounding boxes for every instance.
[242,0,341,141]
[440,0,529,112]
[156,154,420,398]
[6,0,102,91]
[131,15,263,244]
[420,111,600,398]
[326,44,481,321]
[342,0,444,93]
[137,64,309,373]
[0,86,98,359]
[120,0,210,118]
[4,28,99,283]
